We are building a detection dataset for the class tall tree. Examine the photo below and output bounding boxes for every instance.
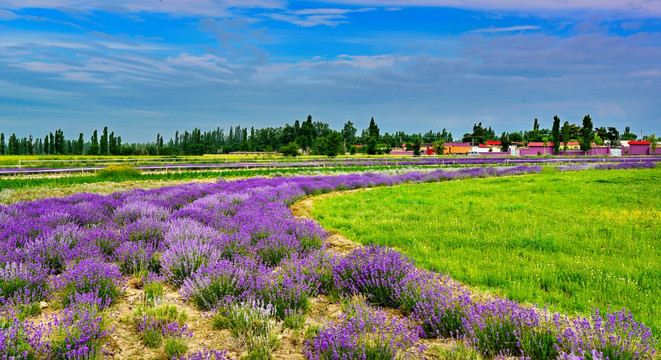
[551,115,561,155]
[648,134,658,154]
[579,114,593,152]
[27,135,34,155]
[561,121,571,154]
[55,129,65,154]
[49,132,55,154]
[0,133,4,155]
[77,133,85,155]
[367,117,380,139]
[89,130,100,156]
[44,135,50,155]
[100,126,109,155]
[409,137,422,156]
[500,132,512,153]
[433,139,445,155]
[366,136,378,155]
[341,121,357,145]
[8,134,18,155]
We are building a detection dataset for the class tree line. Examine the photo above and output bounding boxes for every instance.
[0,114,646,156]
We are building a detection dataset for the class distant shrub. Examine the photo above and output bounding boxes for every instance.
[96,164,141,180]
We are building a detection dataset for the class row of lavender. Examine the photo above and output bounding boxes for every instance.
[1,165,657,359]
[2,155,659,175]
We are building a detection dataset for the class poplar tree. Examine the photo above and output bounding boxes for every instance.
[580,114,593,152]
[551,115,561,155]
[100,126,109,155]
[88,130,100,155]
[0,133,4,155]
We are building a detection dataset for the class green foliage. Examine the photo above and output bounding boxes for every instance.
[552,115,561,155]
[96,164,142,180]
[283,311,306,330]
[213,301,278,353]
[580,114,594,151]
[436,344,483,360]
[433,139,446,155]
[143,281,164,305]
[366,136,378,155]
[280,142,300,157]
[313,168,661,336]
[164,337,188,358]
[409,138,422,156]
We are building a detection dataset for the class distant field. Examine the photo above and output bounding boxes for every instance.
[312,167,661,335]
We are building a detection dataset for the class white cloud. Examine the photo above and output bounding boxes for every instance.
[315,0,661,17]
[0,9,18,20]
[269,13,348,27]
[469,25,541,33]
[0,0,286,17]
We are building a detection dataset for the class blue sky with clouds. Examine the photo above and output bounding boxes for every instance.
[1,0,660,142]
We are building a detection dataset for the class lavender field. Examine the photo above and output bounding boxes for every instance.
[1,165,658,359]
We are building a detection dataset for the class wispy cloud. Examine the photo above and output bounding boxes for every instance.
[0,9,18,20]
[469,25,541,33]
[268,8,375,27]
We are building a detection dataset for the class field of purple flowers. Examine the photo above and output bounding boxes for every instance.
[1,165,658,359]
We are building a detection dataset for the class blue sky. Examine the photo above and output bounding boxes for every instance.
[1,1,660,142]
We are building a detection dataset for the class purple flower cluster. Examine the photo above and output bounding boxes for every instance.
[303,302,425,360]
[49,306,110,360]
[557,308,658,360]
[0,308,50,359]
[52,258,124,309]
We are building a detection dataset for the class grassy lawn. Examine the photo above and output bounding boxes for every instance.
[312,167,661,335]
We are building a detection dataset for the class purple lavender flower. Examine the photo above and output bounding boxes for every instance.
[333,245,416,307]
[303,302,425,360]
[49,306,110,360]
[0,308,50,359]
[557,308,657,360]
[52,258,124,309]
[180,258,259,311]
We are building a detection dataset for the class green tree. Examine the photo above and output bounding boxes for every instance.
[367,117,379,139]
[410,137,422,156]
[500,132,512,153]
[0,133,4,155]
[579,114,593,152]
[648,134,658,154]
[315,131,344,157]
[341,121,357,145]
[55,129,65,154]
[8,134,18,155]
[366,136,378,155]
[44,135,49,155]
[280,142,300,157]
[100,126,108,155]
[88,130,100,156]
[561,121,571,154]
[433,139,445,155]
[551,115,561,155]
[77,133,85,155]
[49,132,55,154]
[27,135,34,155]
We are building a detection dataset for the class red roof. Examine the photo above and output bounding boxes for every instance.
[629,141,650,145]
[486,140,501,145]
[478,144,490,148]
[561,141,580,146]
[528,142,553,147]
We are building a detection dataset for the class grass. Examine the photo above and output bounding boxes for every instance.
[311,167,661,335]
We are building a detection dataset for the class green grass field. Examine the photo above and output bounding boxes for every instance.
[312,168,661,335]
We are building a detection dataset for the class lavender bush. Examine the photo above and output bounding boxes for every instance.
[304,302,425,360]
[333,245,416,307]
